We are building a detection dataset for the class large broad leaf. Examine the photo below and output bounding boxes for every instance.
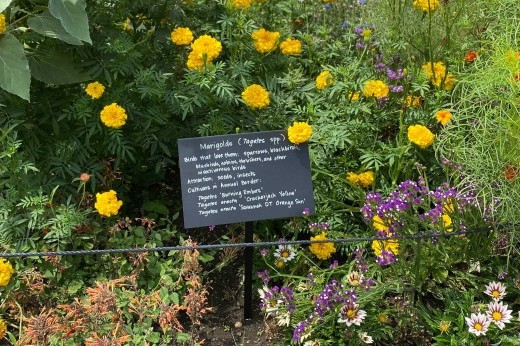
[28,47,91,85]
[0,0,11,12]
[48,0,91,44]
[27,10,83,45]
[0,34,31,101]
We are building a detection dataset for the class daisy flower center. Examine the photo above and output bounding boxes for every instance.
[276,260,284,268]
[474,323,483,331]
[281,251,290,258]
[492,311,502,321]
[346,309,357,319]
[492,290,500,298]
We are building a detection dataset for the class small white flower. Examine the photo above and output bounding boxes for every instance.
[303,340,320,346]
[359,332,374,344]
[469,261,480,273]
[484,281,506,301]
[486,301,513,330]
[338,303,367,326]
[274,244,297,262]
[276,312,291,327]
[465,312,491,336]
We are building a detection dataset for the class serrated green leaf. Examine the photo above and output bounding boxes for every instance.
[28,47,91,85]
[0,34,30,101]
[27,10,83,45]
[48,0,91,44]
[0,0,11,12]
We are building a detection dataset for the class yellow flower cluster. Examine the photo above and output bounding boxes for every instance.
[279,38,302,55]
[242,84,270,109]
[315,71,333,90]
[372,215,389,232]
[362,80,389,99]
[442,214,453,232]
[0,318,6,339]
[251,28,280,53]
[170,27,194,45]
[94,190,123,217]
[408,124,435,148]
[85,81,105,99]
[348,92,360,101]
[287,122,312,144]
[372,239,399,256]
[435,109,452,125]
[230,0,252,8]
[309,232,336,260]
[347,171,374,188]
[421,61,455,91]
[0,14,6,34]
[100,103,128,128]
[404,95,422,108]
[187,35,222,70]
[0,259,13,287]
[413,0,440,12]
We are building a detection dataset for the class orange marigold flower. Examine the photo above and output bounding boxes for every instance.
[465,51,478,63]
[435,109,452,125]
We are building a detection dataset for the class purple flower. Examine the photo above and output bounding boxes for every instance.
[293,320,308,342]
[260,248,269,257]
[257,269,270,284]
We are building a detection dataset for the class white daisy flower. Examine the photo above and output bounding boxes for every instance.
[359,332,374,344]
[274,244,296,262]
[484,281,506,301]
[486,301,513,330]
[465,312,491,336]
[338,303,367,326]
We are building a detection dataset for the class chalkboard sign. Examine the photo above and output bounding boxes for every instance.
[178,130,315,228]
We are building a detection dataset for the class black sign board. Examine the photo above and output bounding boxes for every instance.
[178,130,315,228]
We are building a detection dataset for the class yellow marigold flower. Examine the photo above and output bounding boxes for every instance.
[288,121,312,144]
[0,259,14,287]
[187,51,205,70]
[94,190,123,217]
[404,95,422,108]
[362,80,389,99]
[315,71,333,90]
[251,28,280,53]
[170,27,194,45]
[0,14,6,34]
[413,0,440,12]
[348,92,360,101]
[348,171,374,188]
[190,35,222,62]
[443,73,456,91]
[279,38,302,55]
[309,232,336,260]
[85,81,105,99]
[435,109,452,125]
[242,84,270,110]
[422,61,454,90]
[372,239,399,256]
[230,0,252,8]
[0,318,6,339]
[372,215,389,232]
[357,171,375,188]
[408,124,435,149]
[100,103,128,128]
